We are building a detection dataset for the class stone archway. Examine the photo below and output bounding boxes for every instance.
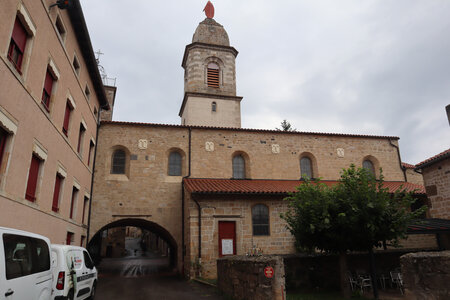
[88,218,178,269]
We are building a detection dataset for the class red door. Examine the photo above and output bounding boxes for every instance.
[218,221,236,257]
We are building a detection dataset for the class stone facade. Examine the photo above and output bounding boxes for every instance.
[217,255,286,300]
[401,251,450,300]
[92,122,424,278]
[404,167,424,185]
[417,154,450,219]
[0,0,107,245]
[180,17,242,128]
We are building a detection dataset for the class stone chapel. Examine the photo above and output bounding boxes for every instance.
[89,7,431,279]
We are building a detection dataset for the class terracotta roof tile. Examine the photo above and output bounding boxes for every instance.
[416,148,450,169]
[184,178,425,195]
[100,121,400,140]
[402,162,416,169]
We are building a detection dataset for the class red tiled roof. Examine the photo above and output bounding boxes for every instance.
[416,148,450,169]
[183,178,426,195]
[402,162,416,169]
[100,121,400,140]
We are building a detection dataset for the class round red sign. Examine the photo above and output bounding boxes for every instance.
[264,266,274,278]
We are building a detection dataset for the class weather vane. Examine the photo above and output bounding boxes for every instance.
[204,1,214,19]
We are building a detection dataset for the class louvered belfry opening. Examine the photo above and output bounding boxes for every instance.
[207,62,220,88]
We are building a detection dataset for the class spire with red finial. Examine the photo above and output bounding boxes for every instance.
[203,1,214,19]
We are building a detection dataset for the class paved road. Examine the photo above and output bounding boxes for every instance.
[95,252,224,300]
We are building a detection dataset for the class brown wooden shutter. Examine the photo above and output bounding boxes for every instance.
[42,70,54,110]
[207,66,219,88]
[0,128,7,170]
[52,175,62,212]
[25,155,40,202]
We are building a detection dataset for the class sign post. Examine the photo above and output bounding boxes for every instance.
[264,266,274,278]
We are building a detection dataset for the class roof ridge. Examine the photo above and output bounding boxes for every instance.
[101,120,400,140]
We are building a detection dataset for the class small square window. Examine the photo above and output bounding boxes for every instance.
[55,15,66,42]
[72,55,80,76]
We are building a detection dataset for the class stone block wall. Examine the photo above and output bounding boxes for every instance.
[421,157,450,219]
[217,255,286,300]
[186,194,295,278]
[401,251,450,300]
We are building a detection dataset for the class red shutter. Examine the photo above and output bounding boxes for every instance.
[62,102,71,135]
[25,155,40,202]
[42,70,54,109]
[66,232,73,245]
[52,175,62,212]
[44,71,53,95]
[11,18,27,53]
[0,128,7,170]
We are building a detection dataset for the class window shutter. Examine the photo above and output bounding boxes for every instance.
[52,175,62,212]
[42,70,54,109]
[0,128,7,170]
[25,156,40,202]
[11,18,27,53]
[70,187,77,219]
[62,102,71,135]
[207,63,220,88]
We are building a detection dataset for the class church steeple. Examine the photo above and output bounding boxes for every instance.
[179,2,243,128]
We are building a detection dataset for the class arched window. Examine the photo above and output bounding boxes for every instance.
[212,101,217,112]
[168,152,182,176]
[363,160,375,176]
[111,150,126,174]
[207,62,219,88]
[300,157,313,179]
[232,155,245,179]
[252,204,269,236]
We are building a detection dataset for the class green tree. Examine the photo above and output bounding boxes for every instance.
[281,165,425,298]
[276,119,296,131]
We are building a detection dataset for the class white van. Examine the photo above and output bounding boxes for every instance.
[51,245,97,300]
[0,226,53,300]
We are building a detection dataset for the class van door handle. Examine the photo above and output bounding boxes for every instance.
[5,289,14,297]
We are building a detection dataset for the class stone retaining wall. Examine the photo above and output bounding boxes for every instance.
[401,251,450,300]
[217,255,285,300]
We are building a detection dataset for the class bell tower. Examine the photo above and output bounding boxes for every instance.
[179,1,243,128]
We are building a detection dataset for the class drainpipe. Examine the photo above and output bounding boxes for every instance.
[87,107,102,242]
[389,139,407,182]
[181,127,192,275]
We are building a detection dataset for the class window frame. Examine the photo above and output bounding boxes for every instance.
[168,151,182,176]
[51,173,64,212]
[252,204,270,236]
[7,17,28,73]
[69,186,78,220]
[363,160,375,177]
[41,69,54,112]
[77,122,86,155]
[300,156,313,179]
[25,155,41,202]
[207,62,220,88]
[111,149,126,174]
[212,101,217,112]
[232,155,246,179]
[0,127,8,171]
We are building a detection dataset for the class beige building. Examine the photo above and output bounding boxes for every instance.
[0,0,109,246]
[89,11,432,279]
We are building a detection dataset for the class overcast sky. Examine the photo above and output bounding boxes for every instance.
[80,0,449,165]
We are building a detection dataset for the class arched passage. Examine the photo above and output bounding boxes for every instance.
[88,218,178,269]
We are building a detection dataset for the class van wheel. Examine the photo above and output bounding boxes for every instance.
[89,281,97,300]
[68,289,74,300]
